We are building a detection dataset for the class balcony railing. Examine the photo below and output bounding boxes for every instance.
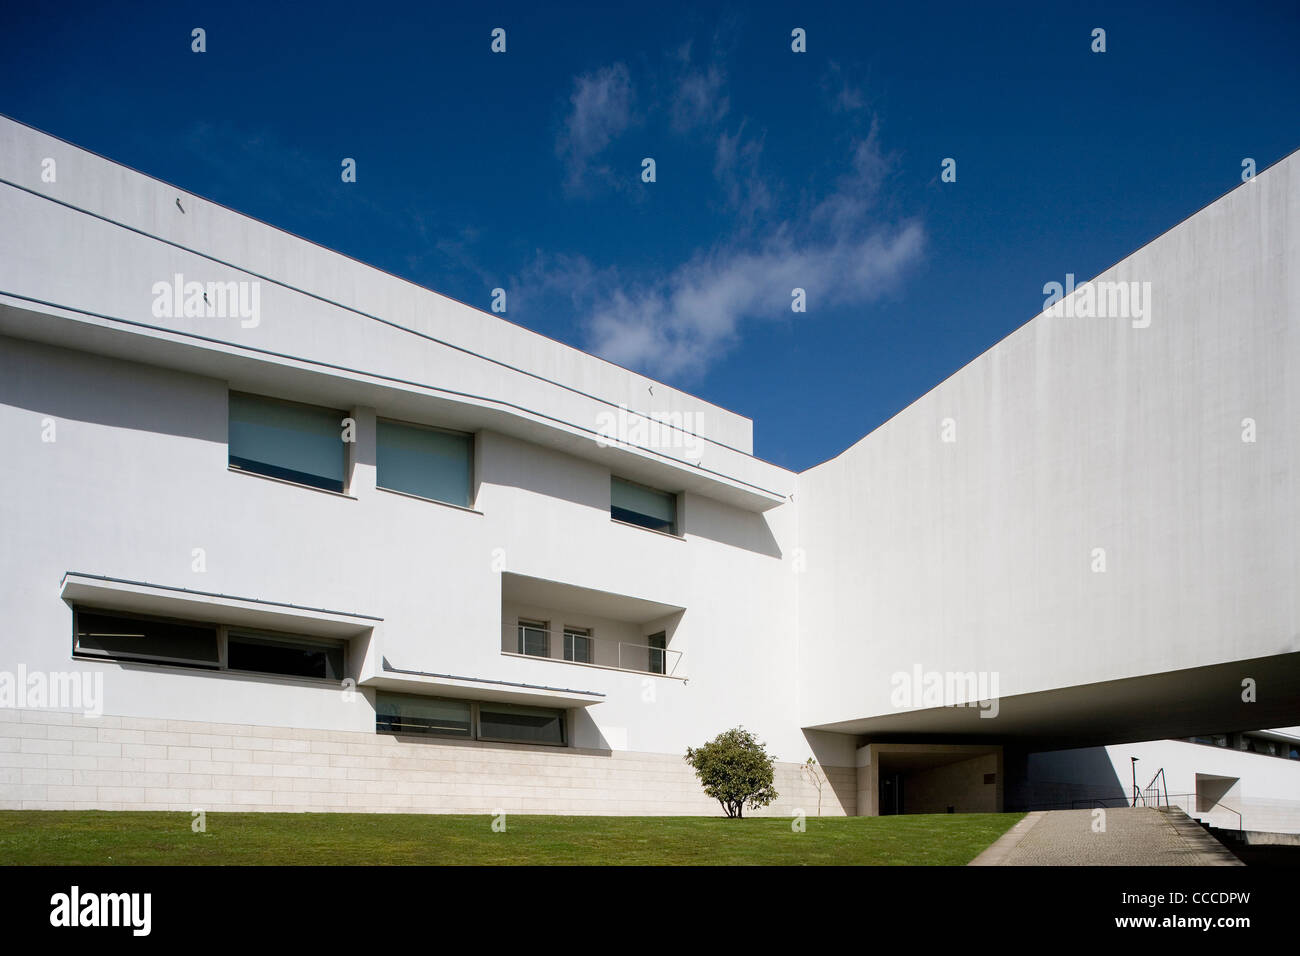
[501,625,683,677]
[616,640,683,678]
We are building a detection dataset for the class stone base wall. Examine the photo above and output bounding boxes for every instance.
[0,709,856,816]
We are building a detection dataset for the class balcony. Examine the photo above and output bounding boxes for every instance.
[500,572,685,679]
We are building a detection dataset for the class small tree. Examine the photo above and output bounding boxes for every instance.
[684,726,778,818]
[802,757,825,817]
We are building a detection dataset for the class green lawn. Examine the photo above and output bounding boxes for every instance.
[0,810,1022,865]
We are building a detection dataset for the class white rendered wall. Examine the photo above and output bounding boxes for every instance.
[796,150,1300,730]
[0,334,838,772]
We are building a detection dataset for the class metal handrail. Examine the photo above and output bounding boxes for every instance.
[501,624,682,677]
[1134,767,1169,807]
[1215,803,1244,836]
[1148,791,1244,835]
[617,641,683,677]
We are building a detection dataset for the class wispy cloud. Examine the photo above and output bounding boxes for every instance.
[822,61,869,115]
[535,47,923,380]
[556,63,634,192]
[713,122,772,224]
[583,224,923,378]
[668,41,729,131]
[534,128,922,379]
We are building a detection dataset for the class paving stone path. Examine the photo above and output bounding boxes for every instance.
[970,807,1243,866]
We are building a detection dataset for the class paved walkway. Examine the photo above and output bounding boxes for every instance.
[970,808,1242,866]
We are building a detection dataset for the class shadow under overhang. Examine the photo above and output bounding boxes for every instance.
[805,651,1300,752]
[501,572,684,624]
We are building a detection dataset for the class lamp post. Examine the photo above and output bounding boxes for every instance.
[1130,756,1139,807]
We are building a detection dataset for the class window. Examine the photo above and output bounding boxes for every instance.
[74,609,219,669]
[374,695,566,746]
[517,620,549,658]
[478,703,566,746]
[72,606,347,683]
[646,631,666,675]
[229,391,347,493]
[375,692,472,738]
[611,477,678,535]
[563,627,592,664]
[376,419,473,508]
[227,630,345,681]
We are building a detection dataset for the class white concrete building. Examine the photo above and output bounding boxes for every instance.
[1,116,1297,828]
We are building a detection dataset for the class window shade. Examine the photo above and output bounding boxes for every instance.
[376,420,473,507]
[611,477,677,533]
[229,392,345,492]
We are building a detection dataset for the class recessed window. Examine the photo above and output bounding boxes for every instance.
[564,627,593,664]
[72,606,348,683]
[375,692,472,738]
[74,609,219,669]
[229,391,347,493]
[227,630,345,681]
[646,631,667,675]
[376,419,473,508]
[611,477,678,535]
[518,620,549,658]
[478,703,566,746]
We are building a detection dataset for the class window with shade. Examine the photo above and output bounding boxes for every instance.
[228,392,348,493]
[611,477,678,535]
[376,419,474,508]
[374,692,473,738]
[374,693,566,746]
[478,702,566,746]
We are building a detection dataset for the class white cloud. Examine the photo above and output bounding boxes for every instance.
[536,54,923,381]
[583,220,924,378]
[557,64,634,191]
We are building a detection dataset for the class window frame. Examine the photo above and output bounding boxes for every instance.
[476,701,568,747]
[71,605,349,686]
[646,630,667,676]
[228,390,350,494]
[72,606,221,670]
[224,627,348,682]
[610,475,680,536]
[517,619,550,658]
[563,626,593,664]
[373,694,568,748]
[375,416,476,509]
[374,691,475,739]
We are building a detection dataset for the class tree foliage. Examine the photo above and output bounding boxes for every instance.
[684,726,778,818]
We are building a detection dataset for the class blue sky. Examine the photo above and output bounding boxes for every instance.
[3,1,1298,470]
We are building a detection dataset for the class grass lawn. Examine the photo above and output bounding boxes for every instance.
[0,810,1022,865]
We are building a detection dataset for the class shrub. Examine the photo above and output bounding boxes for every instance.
[684,726,778,818]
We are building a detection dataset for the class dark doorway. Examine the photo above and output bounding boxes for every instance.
[880,772,904,815]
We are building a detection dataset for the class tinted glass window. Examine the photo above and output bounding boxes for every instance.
[375,692,472,737]
[229,392,346,492]
[227,633,344,680]
[611,477,677,534]
[479,704,565,745]
[75,610,219,668]
[518,622,549,657]
[377,420,473,507]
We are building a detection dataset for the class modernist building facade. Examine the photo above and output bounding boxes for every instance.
[2,116,1298,828]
